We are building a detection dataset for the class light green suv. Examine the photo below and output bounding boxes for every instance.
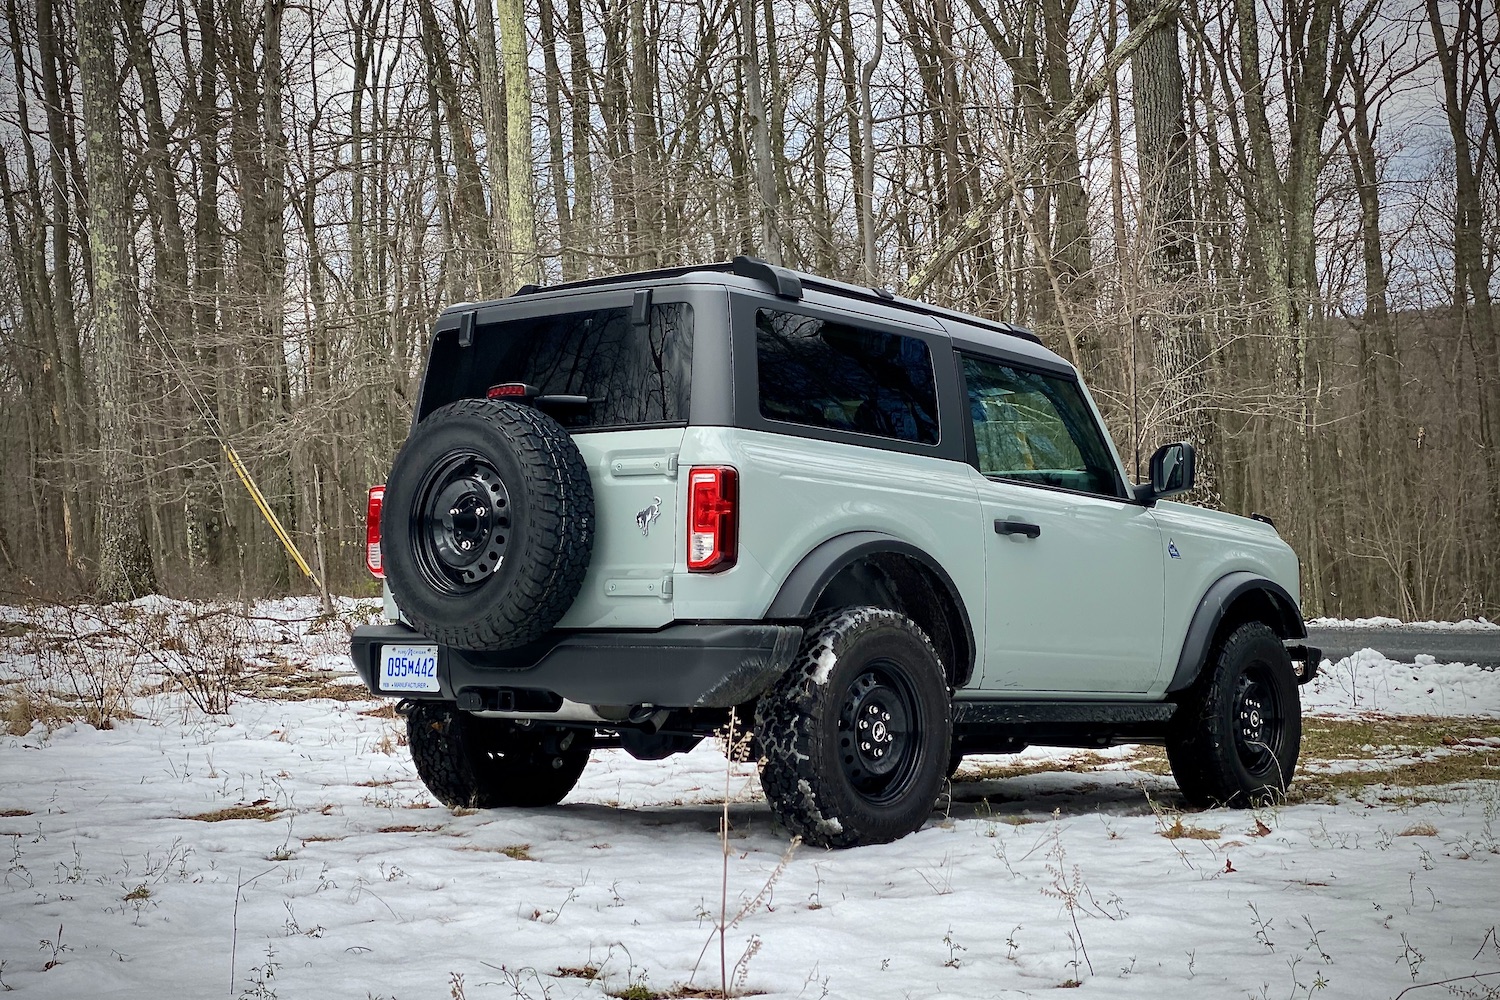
[351,257,1320,848]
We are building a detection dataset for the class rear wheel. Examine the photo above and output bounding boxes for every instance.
[407,702,593,808]
[756,608,951,848]
[1167,622,1301,807]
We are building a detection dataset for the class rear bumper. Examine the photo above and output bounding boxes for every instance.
[350,622,803,710]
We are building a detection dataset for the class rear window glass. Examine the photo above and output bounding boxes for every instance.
[755,309,939,444]
[432,303,693,430]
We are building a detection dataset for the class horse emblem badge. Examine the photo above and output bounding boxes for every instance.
[636,497,662,537]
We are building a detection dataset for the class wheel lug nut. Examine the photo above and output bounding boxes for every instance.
[861,741,870,751]
[883,711,890,721]
[859,720,868,729]
[460,540,472,550]
[449,507,459,516]
[476,507,487,516]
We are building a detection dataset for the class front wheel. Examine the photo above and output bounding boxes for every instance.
[407,703,593,808]
[756,607,951,848]
[1167,622,1301,807]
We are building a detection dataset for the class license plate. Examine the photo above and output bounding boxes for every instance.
[379,644,440,693]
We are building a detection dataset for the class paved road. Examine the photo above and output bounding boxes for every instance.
[1305,626,1500,669]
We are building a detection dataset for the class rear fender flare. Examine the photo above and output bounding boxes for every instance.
[766,530,977,687]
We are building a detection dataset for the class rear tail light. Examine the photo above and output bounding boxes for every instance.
[687,467,737,572]
[366,485,385,577]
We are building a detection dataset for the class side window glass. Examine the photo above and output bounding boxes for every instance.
[755,309,939,444]
[962,355,1120,496]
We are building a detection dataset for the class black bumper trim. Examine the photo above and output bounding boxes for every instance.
[351,622,804,710]
[1286,644,1322,685]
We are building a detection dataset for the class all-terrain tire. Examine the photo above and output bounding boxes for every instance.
[756,607,952,848]
[382,398,593,651]
[407,702,593,808]
[1167,622,1301,807]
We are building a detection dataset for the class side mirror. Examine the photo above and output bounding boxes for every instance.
[1138,442,1196,504]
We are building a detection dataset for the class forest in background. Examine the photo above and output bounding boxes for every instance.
[0,0,1496,618]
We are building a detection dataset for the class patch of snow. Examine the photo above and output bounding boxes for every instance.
[810,644,838,685]
[1309,615,1499,630]
[1304,648,1500,717]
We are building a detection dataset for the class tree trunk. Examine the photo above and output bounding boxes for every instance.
[473,0,515,290]
[498,0,540,282]
[78,0,156,599]
[739,0,781,264]
[1128,0,1218,502]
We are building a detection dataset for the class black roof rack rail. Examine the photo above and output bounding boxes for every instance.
[507,262,738,298]
[731,255,802,298]
[496,258,1039,345]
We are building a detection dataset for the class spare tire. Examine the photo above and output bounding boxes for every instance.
[382,398,594,650]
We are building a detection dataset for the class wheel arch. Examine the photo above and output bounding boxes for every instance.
[1167,571,1306,694]
[766,531,977,688]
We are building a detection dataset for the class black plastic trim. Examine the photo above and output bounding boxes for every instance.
[1285,644,1322,685]
[351,622,803,709]
[765,530,976,686]
[951,699,1177,751]
[954,699,1176,726]
[1166,572,1308,693]
[731,255,803,298]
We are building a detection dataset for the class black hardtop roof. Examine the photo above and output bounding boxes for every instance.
[439,256,1046,350]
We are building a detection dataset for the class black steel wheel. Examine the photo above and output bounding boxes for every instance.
[837,664,924,805]
[381,399,593,651]
[409,452,512,595]
[1167,621,1302,807]
[757,607,951,848]
[1231,665,1288,774]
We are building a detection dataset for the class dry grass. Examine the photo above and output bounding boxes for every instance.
[1290,716,1500,804]
[455,843,537,861]
[0,808,32,818]
[556,965,603,981]
[605,987,761,1000]
[1158,816,1222,840]
[1398,821,1439,837]
[958,751,1118,783]
[2,687,64,735]
[376,823,442,834]
[1124,746,1174,775]
[185,804,281,822]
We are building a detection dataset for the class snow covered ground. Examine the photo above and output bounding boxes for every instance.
[2,599,1498,1000]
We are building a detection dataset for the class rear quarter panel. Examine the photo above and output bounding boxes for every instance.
[671,427,986,645]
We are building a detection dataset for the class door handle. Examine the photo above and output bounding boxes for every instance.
[995,519,1041,539]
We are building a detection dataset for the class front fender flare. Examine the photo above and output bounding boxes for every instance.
[1167,571,1306,693]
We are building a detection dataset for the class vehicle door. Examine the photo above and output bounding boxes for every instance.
[961,353,1166,694]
